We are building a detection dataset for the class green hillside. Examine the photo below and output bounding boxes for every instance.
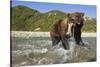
[11,5,96,32]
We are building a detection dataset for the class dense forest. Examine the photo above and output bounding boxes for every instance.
[11,5,96,32]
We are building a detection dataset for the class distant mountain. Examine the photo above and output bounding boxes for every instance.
[11,5,67,31]
[11,5,96,32]
[11,5,41,31]
[47,10,67,15]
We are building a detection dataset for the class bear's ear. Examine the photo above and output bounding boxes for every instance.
[66,13,70,17]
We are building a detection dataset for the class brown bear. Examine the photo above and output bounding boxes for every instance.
[50,12,84,50]
[72,12,84,46]
[49,13,75,50]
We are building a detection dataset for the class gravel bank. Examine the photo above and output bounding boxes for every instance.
[11,31,96,37]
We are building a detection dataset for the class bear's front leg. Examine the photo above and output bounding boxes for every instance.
[74,25,84,46]
[61,34,69,50]
[51,36,60,46]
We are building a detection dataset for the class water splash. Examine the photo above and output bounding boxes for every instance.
[12,37,96,67]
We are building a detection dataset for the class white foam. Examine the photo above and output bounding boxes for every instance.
[38,58,53,65]
[41,48,48,53]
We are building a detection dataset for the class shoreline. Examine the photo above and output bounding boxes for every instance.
[11,31,96,37]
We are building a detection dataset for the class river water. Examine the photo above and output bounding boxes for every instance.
[11,37,96,67]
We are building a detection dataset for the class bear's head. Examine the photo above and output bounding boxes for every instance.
[71,12,84,24]
[66,12,84,37]
[67,12,84,24]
